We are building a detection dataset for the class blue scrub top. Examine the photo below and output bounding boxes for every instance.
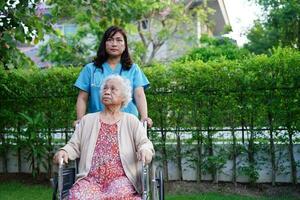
[74,62,150,117]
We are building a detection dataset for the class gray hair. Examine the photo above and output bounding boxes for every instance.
[100,74,132,109]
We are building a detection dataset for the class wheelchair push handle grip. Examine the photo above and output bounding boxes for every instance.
[143,121,147,129]
[59,157,64,168]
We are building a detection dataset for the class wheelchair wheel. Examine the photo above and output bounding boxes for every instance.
[157,170,164,200]
[149,164,164,200]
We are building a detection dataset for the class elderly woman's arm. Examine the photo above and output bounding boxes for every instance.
[132,118,154,164]
[61,123,82,160]
[53,120,83,164]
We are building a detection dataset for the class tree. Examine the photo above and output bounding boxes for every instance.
[244,21,278,54]
[0,0,53,70]
[133,0,215,64]
[245,0,300,54]
[40,0,215,66]
[39,0,140,66]
[178,35,250,62]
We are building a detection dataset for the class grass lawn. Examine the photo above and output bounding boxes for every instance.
[0,181,299,200]
[0,181,52,200]
[167,193,300,200]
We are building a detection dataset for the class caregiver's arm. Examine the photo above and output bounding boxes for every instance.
[134,87,153,127]
[73,90,89,127]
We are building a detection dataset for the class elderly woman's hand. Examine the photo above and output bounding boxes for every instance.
[53,150,69,165]
[137,149,153,164]
[73,119,81,128]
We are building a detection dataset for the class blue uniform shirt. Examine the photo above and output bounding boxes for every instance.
[74,62,150,117]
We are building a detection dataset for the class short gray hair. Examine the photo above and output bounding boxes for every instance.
[100,74,132,109]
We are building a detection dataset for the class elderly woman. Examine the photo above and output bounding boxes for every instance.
[53,75,154,200]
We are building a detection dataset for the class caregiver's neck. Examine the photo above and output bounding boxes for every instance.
[107,56,121,69]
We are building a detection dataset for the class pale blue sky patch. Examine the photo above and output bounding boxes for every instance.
[224,0,263,46]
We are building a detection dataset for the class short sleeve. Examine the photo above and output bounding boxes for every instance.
[133,64,150,90]
[74,64,91,93]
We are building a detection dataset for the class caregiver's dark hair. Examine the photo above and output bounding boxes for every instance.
[93,26,133,70]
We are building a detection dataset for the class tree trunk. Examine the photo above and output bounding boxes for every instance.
[32,151,35,177]
[137,21,148,64]
[287,126,297,185]
[17,124,22,173]
[297,19,300,50]
[207,100,216,183]
[196,130,203,183]
[207,127,215,183]
[0,133,8,173]
[268,111,276,186]
[241,118,245,144]
[239,92,245,144]
[161,128,168,181]
[159,105,168,181]
[148,43,158,64]
[65,128,69,144]
[231,128,237,186]
[247,114,257,185]
[147,42,164,64]
[175,126,182,181]
[47,128,53,178]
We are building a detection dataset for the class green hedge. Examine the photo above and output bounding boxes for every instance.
[0,47,299,183]
[0,67,79,129]
[1,48,299,129]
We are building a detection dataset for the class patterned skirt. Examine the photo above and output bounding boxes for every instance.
[68,121,141,200]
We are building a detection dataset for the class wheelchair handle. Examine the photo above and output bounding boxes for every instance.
[59,157,64,167]
[58,158,64,200]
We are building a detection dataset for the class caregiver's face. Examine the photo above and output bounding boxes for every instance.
[105,32,125,58]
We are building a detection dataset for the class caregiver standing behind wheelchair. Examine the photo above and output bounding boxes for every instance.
[74,26,153,127]
[54,75,154,200]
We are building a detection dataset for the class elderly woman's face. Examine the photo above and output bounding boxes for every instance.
[101,79,124,107]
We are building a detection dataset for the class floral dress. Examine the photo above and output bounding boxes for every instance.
[68,120,141,200]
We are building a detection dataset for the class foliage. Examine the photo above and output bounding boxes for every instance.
[239,164,260,185]
[178,35,251,62]
[244,21,277,55]
[39,34,90,67]
[245,0,300,54]
[0,0,53,70]
[0,67,79,129]
[19,112,48,178]
[0,47,299,183]
[39,0,216,66]
[131,0,216,64]
[39,0,137,66]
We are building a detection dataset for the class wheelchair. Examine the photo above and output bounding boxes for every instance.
[51,122,164,200]
[51,159,164,200]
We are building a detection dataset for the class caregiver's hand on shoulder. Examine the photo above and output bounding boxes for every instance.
[138,149,152,164]
[141,117,153,128]
[53,150,69,164]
